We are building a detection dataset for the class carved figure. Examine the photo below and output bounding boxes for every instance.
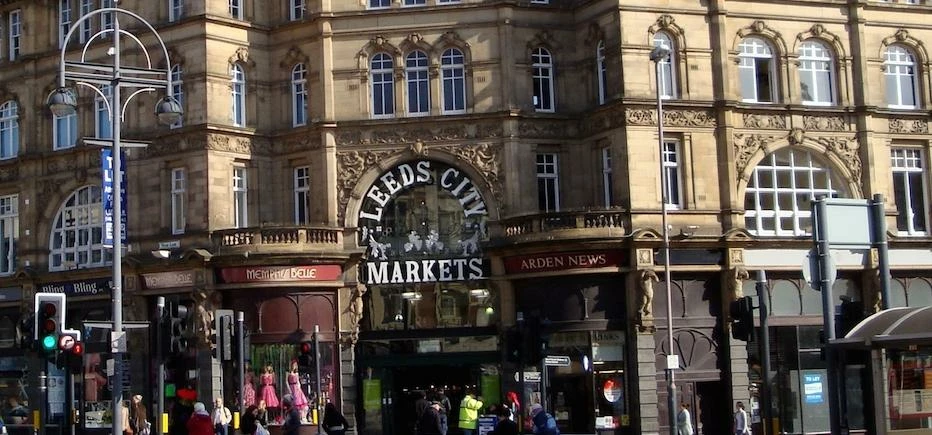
[424,230,443,252]
[403,231,423,253]
[864,268,883,313]
[639,269,660,318]
[191,288,220,347]
[348,284,367,334]
[730,266,750,300]
[368,235,391,260]
[458,231,480,256]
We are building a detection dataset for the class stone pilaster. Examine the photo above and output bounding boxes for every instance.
[340,342,357,434]
[636,330,660,435]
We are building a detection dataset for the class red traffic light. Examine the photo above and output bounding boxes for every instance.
[42,302,57,317]
[299,342,312,354]
[43,318,57,333]
[72,342,83,355]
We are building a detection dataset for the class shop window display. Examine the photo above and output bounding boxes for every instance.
[0,367,30,428]
[887,348,932,430]
[248,342,337,425]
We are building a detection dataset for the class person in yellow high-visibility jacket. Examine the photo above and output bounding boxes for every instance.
[457,389,483,435]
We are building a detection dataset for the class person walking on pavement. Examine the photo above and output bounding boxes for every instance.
[186,402,214,435]
[529,404,559,435]
[323,402,350,435]
[734,401,751,435]
[490,407,518,435]
[417,402,444,435]
[212,397,232,435]
[458,388,484,435]
[281,395,302,435]
[676,403,693,435]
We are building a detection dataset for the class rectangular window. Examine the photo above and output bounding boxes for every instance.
[53,113,78,150]
[169,0,184,22]
[294,166,310,225]
[369,0,391,8]
[536,153,560,212]
[662,139,683,209]
[403,0,427,5]
[290,0,305,20]
[0,194,17,275]
[170,67,183,129]
[891,148,928,235]
[601,147,613,207]
[229,0,243,19]
[233,167,248,228]
[79,0,93,43]
[438,0,462,3]
[96,85,112,139]
[171,168,186,234]
[100,0,114,31]
[59,0,72,47]
[9,10,21,61]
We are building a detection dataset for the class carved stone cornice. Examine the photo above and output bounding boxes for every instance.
[625,108,717,128]
[275,135,322,154]
[803,115,847,132]
[889,118,929,134]
[336,121,504,146]
[205,133,271,155]
[742,113,786,129]
[517,119,576,138]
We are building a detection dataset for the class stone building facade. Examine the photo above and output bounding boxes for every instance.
[0,0,930,434]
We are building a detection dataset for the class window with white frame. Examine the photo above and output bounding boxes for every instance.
[744,148,843,236]
[53,112,78,150]
[739,37,777,103]
[884,45,918,109]
[231,64,246,127]
[441,48,466,114]
[169,0,183,22]
[532,47,555,112]
[292,63,308,127]
[404,0,427,5]
[653,32,676,99]
[601,147,612,207]
[536,153,560,212]
[8,10,20,61]
[233,167,248,228]
[79,0,93,43]
[294,166,311,225]
[0,194,17,275]
[171,168,185,234]
[799,40,835,105]
[531,0,549,3]
[59,0,72,47]
[170,65,184,129]
[371,53,394,118]
[597,41,607,105]
[0,101,19,160]
[438,0,461,3]
[406,51,430,116]
[662,139,683,209]
[290,0,305,20]
[891,148,928,235]
[229,0,243,19]
[369,0,391,8]
[96,85,112,139]
[100,0,113,32]
[49,185,111,271]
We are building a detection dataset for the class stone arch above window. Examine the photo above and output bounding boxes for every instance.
[880,29,929,65]
[48,185,111,271]
[584,22,605,48]
[399,33,433,57]
[280,46,310,71]
[526,30,562,56]
[793,24,846,59]
[228,47,257,70]
[733,20,788,58]
[356,35,402,71]
[648,14,687,51]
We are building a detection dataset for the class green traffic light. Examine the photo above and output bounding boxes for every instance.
[42,334,57,351]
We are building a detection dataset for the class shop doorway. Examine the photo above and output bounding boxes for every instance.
[390,365,476,435]
[695,381,728,435]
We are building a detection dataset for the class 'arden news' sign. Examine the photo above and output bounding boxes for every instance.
[358,160,489,285]
[503,251,626,274]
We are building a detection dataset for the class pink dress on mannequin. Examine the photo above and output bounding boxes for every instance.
[259,371,280,408]
[287,370,309,411]
[244,371,257,407]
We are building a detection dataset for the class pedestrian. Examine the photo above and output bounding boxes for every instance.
[417,402,443,435]
[490,407,518,435]
[676,403,693,435]
[734,401,751,435]
[529,404,559,435]
[323,402,350,435]
[212,397,232,435]
[131,395,150,435]
[241,406,258,435]
[281,395,302,435]
[186,402,214,435]
[121,400,133,435]
[256,399,270,427]
[433,388,452,435]
[458,388,483,435]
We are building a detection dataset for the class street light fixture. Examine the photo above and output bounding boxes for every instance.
[650,44,678,435]
[49,3,181,435]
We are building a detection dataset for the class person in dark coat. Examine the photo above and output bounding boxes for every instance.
[417,402,443,435]
[530,404,559,435]
[323,402,350,435]
[240,406,258,435]
[281,395,302,435]
[186,402,214,435]
[491,407,519,435]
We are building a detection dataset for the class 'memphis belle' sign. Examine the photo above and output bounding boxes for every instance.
[358,160,490,285]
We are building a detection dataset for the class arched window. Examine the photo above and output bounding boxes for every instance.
[95,85,112,139]
[292,63,308,127]
[739,37,777,103]
[799,40,835,105]
[49,186,111,271]
[744,148,845,236]
[0,101,19,159]
[231,64,246,127]
[884,45,919,109]
[371,53,394,118]
[405,51,430,116]
[653,32,676,99]
[532,47,554,112]
[170,65,184,129]
[441,48,466,114]
[596,40,607,104]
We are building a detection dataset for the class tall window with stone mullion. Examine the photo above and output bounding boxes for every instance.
[79,0,92,43]
[292,64,308,127]
[532,48,555,112]
[233,167,248,228]
[58,0,71,48]
[53,112,78,150]
[294,166,311,225]
[169,0,183,22]
[371,53,394,118]
[170,65,184,129]
[8,10,20,61]
[891,148,928,235]
[653,32,676,99]
[536,153,560,212]
[597,41,607,105]
[171,168,186,235]
[95,85,112,139]
[601,147,612,207]
[0,101,18,159]
[798,40,835,105]
[406,51,430,116]
[441,48,466,114]
[231,64,246,127]
[662,139,683,209]
[0,194,17,275]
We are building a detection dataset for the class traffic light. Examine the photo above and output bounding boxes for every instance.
[837,298,864,337]
[57,329,83,371]
[35,293,65,354]
[297,341,314,369]
[522,315,549,363]
[212,309,233,361]
[16,314,34,350]
[170,302,189,353]
[730,296,755,341]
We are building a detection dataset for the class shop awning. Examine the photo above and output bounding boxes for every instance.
[830,305,932,349]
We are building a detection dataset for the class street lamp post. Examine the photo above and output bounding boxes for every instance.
[48,3,182,435]
[650,44,677,435]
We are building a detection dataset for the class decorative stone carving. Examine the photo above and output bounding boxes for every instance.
[733,133,775,178]
[410,140,428,156]
[803,115,847,131]
[517,119,576,138]
[336,122,504,146]
[344,284,367,345]
[229,47,256,68]
[625,108,717,127]
[527,30,562,51]
[190,287,222,348]
[742,113,786,129]
[788,127,805,146]
[889,118,929,134]
[729,266,750,301]
[280,46,309,69]
[337,149,397,223]
[815,136,861,184]
[204,133,271,155]
[638,269,659,319]
[0,165,17,182]
[863,268,883,314]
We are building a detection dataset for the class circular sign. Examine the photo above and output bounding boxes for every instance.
[59,334,75,350]
[602,378,623,403]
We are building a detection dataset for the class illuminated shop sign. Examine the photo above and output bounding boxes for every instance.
[503,251,625,274]
[358,159,489,285]
[219,265,343,283]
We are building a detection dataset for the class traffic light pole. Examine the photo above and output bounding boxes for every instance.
[39,370,48,435]
[756,271,772,435]
[313,325,322,429]
[814,199,842,435]
[156,297,166,435]
[236,312,245,413]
